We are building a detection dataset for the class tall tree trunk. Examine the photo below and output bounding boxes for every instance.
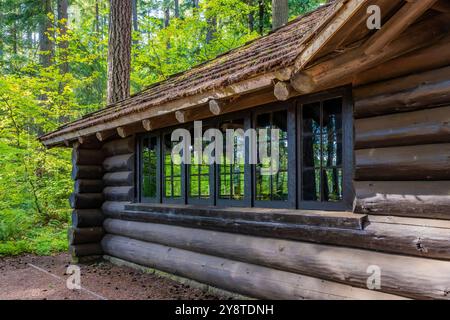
[94,0,100,33]
[271,0,288,30]
[192,0,199,9]
[57,0,69,75]
[206,16,217,44]
[247,0,255,33]
[174,0,180,18]
[107,0,132,105]
[258,0,264,35]
[164,5,170,28]
[39,0,53,67]
[132,0,138,32]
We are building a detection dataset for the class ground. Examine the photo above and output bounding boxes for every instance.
[0,253,223,300]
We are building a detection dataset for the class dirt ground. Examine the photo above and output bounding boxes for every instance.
[0,253,224,300]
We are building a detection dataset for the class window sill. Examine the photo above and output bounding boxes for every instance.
[123,203,368,231]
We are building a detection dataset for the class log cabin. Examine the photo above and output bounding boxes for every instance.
[39,0,450,300]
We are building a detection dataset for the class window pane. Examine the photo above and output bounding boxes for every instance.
[142,137,158,199]
[219,119,245,200]
[255,110,288,202]
[163,133,182,199]
[301,98,343,204]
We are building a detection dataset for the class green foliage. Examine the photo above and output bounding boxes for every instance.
[0,0,321,256]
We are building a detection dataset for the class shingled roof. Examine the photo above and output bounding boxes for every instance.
[39,0,342,145]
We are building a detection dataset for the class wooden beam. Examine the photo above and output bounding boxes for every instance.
[41,67,294,147]
[102,234,404,300]
[209,99,225,115]
[405,0,450,13]
[273,81,297,101]
[96,129,116,142]
[364,0,438,55]
[68,227,104,245]
[104,219,450,299]
[174,110,186,123]
[142,119,152,131]
[354,181,450,219]
[290,14,449,94]
[355,143,450,181]
[293,0,365,70]
[355,106,450,149]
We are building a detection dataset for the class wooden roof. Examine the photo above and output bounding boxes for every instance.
[39,1,342,146]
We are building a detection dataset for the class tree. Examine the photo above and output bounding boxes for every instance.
[57,0,69,75]
[107,0,132,105]
[39,0,53,67]
[272,0,288,30]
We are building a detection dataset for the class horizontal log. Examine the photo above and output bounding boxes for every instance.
[103,171,133,186]
[102,201,129,217]
[96,129,117,142]
[103,207,450,261]
[68,227,104,245]
[290,14,450,94]
[72,209,104,228]
[273,81,297,101]
[354,35,450,87]
[69,193,104,209]
[102,137,134,156]
[355,106,450,149]
[354,79,450,118]
[104,219,450,299]
[74,179,104,193]
[69,243,103,257]
[104,186,134,201]
[71,148,104,166]
[71,165,103,180]
[354,181,450,219]
[102,235,402,300]
[103,154,134,172]
[355,144,450,180]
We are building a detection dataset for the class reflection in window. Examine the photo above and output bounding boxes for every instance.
[302,98,342,202]
[142,137,158,199]
[189,129,210,200]
[219,119,245,200]
[163,133,182,199]
[255,110,288,201]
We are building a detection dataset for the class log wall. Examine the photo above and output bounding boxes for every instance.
[69,142,105,260]
[353,50,450,219]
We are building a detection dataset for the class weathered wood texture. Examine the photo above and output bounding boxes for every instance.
[71,165,103,180]
[72,148,104,166]
[355,106,450,149]
[103,206,450,261]
[355,144,450,181]
[69,243,103,257]
[72,209,104,228]
[103,137,134,156]
[103,154,134,172]
[104,218,450,299]
[68,227,104,245]
[70,143,105,258]
[104,186,134,201]
[103,171,133,186]
[354,181,450,219]
[69,193,104,209]
[74,179,104,193]
[101,234,404,300]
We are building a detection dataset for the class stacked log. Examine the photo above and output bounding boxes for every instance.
[101,137,135,225]
[353,65,450,219]
[69,143,105,260]
[103,219,450,299]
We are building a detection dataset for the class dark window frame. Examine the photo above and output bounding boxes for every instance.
[296,87,354,211]
[251,101,296,209]
[136,87,354,211]
[137,133,161,203]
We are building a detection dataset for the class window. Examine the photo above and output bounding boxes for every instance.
[298,90,352,210]
[254,110,289,203]
[162,132,184,202]
[137,88,352,210]
[188,126,214,205]
[139,135,160,202]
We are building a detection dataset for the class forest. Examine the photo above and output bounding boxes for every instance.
[0,0,323,256]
